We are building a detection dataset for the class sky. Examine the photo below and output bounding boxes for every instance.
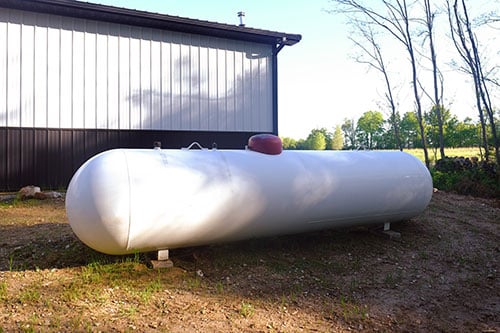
[92,0,499,139]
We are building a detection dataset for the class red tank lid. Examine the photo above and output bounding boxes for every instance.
[247,134,283,155]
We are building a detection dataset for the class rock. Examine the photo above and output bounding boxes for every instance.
[0,194,17,202]
[18,186,41,200]
[34,191,63,200]
[33,192,47,200]
[47,191,63,199]
[17,186,63,200]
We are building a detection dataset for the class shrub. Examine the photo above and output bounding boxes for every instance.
[432,157,499,198]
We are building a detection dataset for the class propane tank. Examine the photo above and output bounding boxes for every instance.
[66,139,432,255]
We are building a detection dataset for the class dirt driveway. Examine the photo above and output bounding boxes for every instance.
[0,191,499,332]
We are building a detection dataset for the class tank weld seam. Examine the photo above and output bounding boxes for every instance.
[123,150,133,251]
[217,150,234,194]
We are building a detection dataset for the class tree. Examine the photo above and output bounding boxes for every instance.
[447,117,479,148]
[348,20,402,151]
[296,139,307,150]
[331,125,344,150]
[400,111,420,148]
[281,137,298,150]
[447,0,500,165]
[357,110,384,149]
[421,0,445,159]
[424,105,456,159]
[305,129,327,150]
[341,118,357,149]
[384,110,401,149]
[313,128,335,149]
[332,0,430,167]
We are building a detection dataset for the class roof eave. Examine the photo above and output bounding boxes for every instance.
[0,0,301,47]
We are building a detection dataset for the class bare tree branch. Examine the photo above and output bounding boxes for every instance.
[333,0,430,165]
[423,0,445,158]
[447,0,499,164]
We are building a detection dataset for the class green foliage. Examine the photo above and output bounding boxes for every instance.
[281,136,306,150]
[432,157,499,198]
[284,128,333,150]
[405,147,482,164]
[317,127,336,149]
[305,128,327,150]
[385,111,402,150]
[281,136,297,150]
[424,105,446,148]
[356,111,385,149]
[400,111,421,148]
[424,105,475,152]
[286,108,496,156]
[341,118,357,149]
[450,118,481,148]
[331,125,344,150]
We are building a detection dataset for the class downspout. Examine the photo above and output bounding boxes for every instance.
[272,37,287,135]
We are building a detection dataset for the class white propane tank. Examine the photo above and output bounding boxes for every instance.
[66,147,433,255]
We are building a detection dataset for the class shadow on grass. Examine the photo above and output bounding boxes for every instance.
[0,223,140,271]
[0,218,416,273]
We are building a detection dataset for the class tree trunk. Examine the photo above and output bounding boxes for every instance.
[424,0,445,159]
[449,0,491,161]
[463,0,500,165]
[405,3,430,168]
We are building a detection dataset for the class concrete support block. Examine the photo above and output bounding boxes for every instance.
[150,249,174,269]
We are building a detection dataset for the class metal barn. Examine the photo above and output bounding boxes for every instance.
[0,0,300,190]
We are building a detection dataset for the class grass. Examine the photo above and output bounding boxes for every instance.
[338,295,368,323]
[215,281,224,294]
[0,282,6,300]
[1,194,499,331]
[139,276,163,303]
[239,301,255,318]
[18,285,41,303]
[403,147,498,197]
[403,147,482,164]
[0,257,185,331]
[383,271,403,288]
[185,276,202,289]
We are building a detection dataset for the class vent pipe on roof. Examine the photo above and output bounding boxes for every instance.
[237,11,245,27]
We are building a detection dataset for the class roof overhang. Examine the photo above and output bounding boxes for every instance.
[0,0,301,47]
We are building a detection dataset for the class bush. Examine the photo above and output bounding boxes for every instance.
[432,157,499,198]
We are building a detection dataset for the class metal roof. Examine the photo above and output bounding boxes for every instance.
[0,0,301,47]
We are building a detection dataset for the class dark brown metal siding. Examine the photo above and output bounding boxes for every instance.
[0,127,261,191]
[0,129,6,189]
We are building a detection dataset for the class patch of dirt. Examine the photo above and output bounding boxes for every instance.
[0,192,499,332]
